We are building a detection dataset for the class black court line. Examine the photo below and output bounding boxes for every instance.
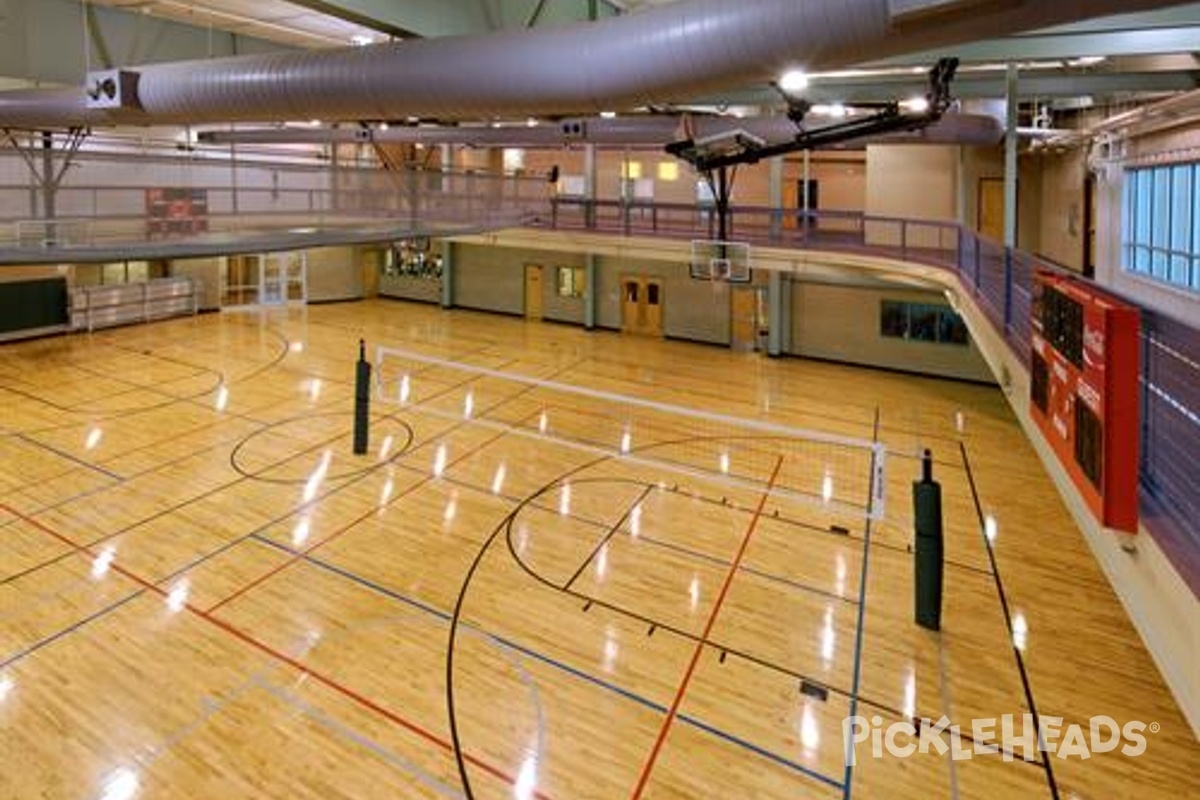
[487,460,1022,755]
[0,350,539,676]
[228,411,416,484]
[109,320,289,385]
[629,532,860,607]
[478,432,1045,777]
[3,320,288,438]
[0,346,502,588]
[0,380,159,415]
[960,441,1060,800]
[500,472,868,706]
[561,484,654,592]
[390,461,865,608]
[64,358,226,410]
[629,471,994,579]
[447,453,615,800]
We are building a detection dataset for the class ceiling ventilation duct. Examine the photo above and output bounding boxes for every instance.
[0,0,1186,129]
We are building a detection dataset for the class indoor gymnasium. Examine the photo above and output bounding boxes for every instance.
[0,1,1197,799]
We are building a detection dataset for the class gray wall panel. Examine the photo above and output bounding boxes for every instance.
[788,281,994,382]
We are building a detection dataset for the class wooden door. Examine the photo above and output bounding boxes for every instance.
[643,278,664,338]
[978,178,1005,242]
[620,276,642,334]
[525,265,543,320]
[362,249,381,298]
[223,254,261,308]
[730,286,757,351]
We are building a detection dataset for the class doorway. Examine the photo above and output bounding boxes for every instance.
[1083,175,1097,279]
[977,178,1005,242]
[222,254,261,308]
[261,255,287,306]
[221,252,307,309]
[730,285,760,351]
[261,253,307,306]
[620,275,664,337]
[525,264,543,320]
[797,179,819,227]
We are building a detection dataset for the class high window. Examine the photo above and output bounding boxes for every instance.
[1123,163,1200,292]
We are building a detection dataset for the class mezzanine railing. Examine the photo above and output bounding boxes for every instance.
[540,197,1200,592]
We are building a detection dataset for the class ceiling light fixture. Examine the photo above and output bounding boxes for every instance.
[813,103,848,117]
[778,69,810,93]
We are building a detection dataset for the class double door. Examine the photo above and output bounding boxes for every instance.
[222,252,307,308]
[620,275,663,337]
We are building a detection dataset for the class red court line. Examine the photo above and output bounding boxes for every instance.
[205,417,524,614]
[0,501,552,800]
[627,455,784,800]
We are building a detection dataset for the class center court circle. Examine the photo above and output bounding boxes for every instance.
[230,411,414,483]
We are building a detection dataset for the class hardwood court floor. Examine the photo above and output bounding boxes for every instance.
[0,299,1195,800]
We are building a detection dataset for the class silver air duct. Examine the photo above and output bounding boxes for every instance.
[0,0,1186,129]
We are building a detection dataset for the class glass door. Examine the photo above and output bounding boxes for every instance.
[221,255,262,308]
[284,252,308,304]
[260,254,287,306]
[221,252,307,309]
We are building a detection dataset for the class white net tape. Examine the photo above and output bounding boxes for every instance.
[375,345,885,522]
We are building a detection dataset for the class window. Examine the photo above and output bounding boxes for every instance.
[880,301,969,347]
[556,266,585,298]
[1123,162,1200,292]
[384,240,441,280]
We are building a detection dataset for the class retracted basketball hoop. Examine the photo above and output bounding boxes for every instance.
[691,239,752,285]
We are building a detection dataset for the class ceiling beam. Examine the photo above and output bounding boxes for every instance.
[283,0,436,38]
[286,0,618,38]
[694,71,1200,107]
[867,27,1200,66]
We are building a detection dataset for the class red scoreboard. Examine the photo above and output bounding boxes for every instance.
[1030,269,1141,533]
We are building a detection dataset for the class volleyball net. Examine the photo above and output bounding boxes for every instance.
[374,345,885,522]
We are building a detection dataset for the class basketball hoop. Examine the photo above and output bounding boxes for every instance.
[691,240,751,284]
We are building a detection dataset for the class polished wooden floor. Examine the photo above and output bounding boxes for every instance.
[0,299,1195,800]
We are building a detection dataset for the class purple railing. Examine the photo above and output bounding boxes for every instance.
[538,198,1200,593]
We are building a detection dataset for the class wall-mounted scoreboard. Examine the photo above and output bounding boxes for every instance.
[1030,269,1141,533]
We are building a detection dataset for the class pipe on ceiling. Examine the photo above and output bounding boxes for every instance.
[0,0,1187,129]
[196,112,1004,148]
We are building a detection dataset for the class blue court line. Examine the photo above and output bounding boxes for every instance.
[14,433,125,483]
[678,712,844,791]
[250,534,846,791]
[0,589,145,669]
